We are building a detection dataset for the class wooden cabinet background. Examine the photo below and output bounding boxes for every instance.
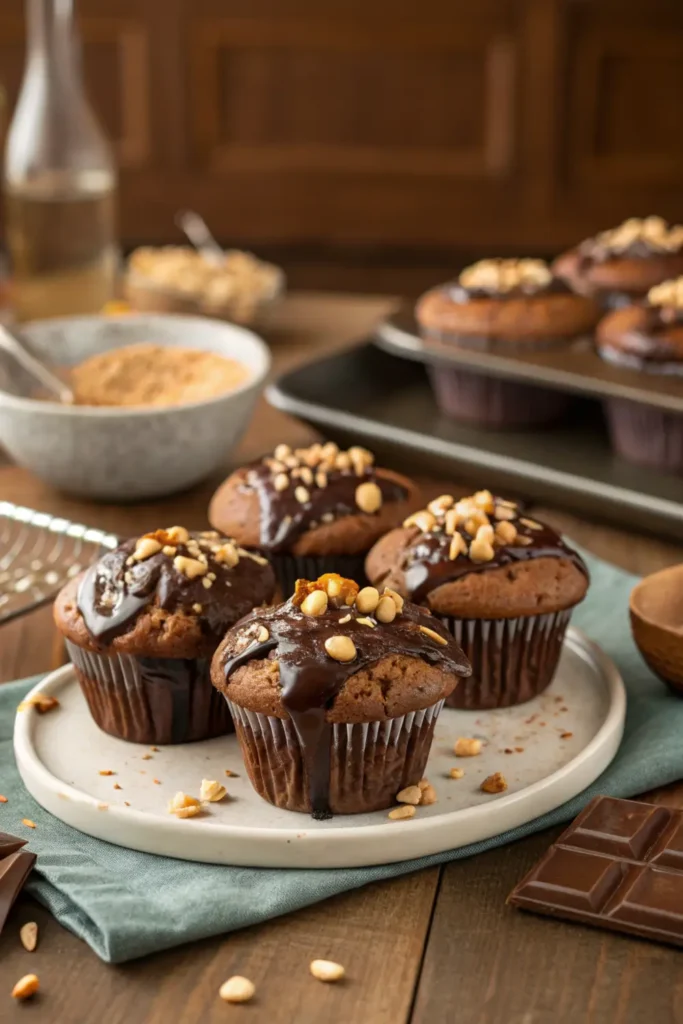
[2,0,683,255]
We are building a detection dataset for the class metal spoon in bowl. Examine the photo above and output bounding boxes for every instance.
[175,209,224,265]
[0,323,75,404]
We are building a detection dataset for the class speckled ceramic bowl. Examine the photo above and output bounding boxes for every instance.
[0,314,270,500]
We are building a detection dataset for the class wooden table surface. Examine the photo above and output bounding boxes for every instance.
[1,292,683,1024]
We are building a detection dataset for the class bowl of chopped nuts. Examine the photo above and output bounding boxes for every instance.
[0,313,271,500]
[630,564,683,694]
[123,246,285,326]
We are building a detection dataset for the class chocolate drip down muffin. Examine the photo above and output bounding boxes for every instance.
[416,258,599,428]
[211,573,470,816]
[209,442,417,595]
[597,277,683,474]
[554,216,683,309]
[54,526,277,744]
[365,491,589,710]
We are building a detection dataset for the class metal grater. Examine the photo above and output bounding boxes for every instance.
[0,501,118,627]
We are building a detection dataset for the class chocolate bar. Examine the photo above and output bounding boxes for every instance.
[508,796,683,947]
[0,831,36,934]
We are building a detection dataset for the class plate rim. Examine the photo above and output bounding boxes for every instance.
[14,628,626,868]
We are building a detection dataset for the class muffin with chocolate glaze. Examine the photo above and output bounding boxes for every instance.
[54,526,277,744]
[597,277,683,473]
[365,491,589,710]
[209,442,417,595]
[554,216,683,310]
[416,258,599,428]
[211,573,470,816]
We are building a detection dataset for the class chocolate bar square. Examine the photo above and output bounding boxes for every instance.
[508,796,683,947]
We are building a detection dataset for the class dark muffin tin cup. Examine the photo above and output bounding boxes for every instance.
[604,398,683,474]
[67,641,233,744]
[427,365,569,429]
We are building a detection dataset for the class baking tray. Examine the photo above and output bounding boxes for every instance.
[0,502,118,626]
[375,308,683,413]
[266,343,683,540]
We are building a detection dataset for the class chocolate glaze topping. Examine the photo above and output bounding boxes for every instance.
[243,445,409,552]
[444,278,570,303]
[395,494,588,604]
[78,528,276,646]
[219,577,470,817]
[577,217,683,267]
[599,303,683,367]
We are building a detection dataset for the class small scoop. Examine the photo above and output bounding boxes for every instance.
[0,323,75,404]
[630,564,683,694]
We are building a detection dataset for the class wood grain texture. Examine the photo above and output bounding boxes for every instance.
[0,869,440,1024]
[4,0,683,249]
[1,291,683,1023]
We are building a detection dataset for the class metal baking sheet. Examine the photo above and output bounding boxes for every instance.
[375,308,683,413]
[266,343,683,540]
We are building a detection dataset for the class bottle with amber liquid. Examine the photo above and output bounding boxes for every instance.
[4,0,118,321]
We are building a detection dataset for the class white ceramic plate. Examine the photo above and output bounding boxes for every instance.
[14,628,626,868]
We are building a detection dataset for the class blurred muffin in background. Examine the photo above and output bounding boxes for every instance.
[416,258,599,428]
[554,216,683,310]
[597,276,683,474]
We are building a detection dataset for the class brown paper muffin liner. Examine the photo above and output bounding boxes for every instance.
[427,365,569,429]
[226,697,445,814]
[67,641,233,744]
[604,398,683,474]
[272,553,368,597]
[436,609,573,710]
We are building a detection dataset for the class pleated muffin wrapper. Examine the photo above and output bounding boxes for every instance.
[436,609,573,710]
[272,553,369,598]
[67,641,233,745]
[225,697,445,815]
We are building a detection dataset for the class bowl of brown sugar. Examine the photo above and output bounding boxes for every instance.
[0,313,270,500]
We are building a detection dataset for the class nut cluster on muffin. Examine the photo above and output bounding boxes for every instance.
[367,490,588,615]
[365,492,588,710]
[211,573,470,816]
[209,442,417,594]
[554,216,683,304]
[647,277,683,311]
[583,217,683,260]
[458,258,554,296]
[54,525,277,745]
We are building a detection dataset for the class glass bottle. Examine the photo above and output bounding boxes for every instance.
[3,0,118,321]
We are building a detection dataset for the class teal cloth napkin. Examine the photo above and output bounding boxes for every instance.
[0,550,680,963]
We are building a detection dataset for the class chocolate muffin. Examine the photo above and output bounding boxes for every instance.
[208,442,417,595]
[365,491,589,710]
[54,526,277,744]
[416,258,599,428]
[210,573,470,816]
[597,277,683,474]
[554,216,683,310]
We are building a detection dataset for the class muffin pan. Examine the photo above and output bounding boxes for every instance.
[376,307,683,411]
[15,630,625,869]
[266,343,683,540]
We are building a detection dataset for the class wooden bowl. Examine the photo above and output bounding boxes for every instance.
[630,564,683,694]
